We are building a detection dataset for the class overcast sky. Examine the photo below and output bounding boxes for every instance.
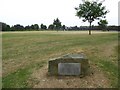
[0,0,119,27]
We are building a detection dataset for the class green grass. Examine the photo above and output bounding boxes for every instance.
[2,31,118,88]
[2,60,46,88]
[3,67,31,88]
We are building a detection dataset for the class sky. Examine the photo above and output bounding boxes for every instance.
[0,0,119,27]
[118,1,120,26]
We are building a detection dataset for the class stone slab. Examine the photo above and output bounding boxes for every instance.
[48,53,89,77]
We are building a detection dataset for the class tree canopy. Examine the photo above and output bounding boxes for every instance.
[53,18,62,31]
[75,0,109,35]
[1,23,11,31]
[48,24,54,30]
[40,24,47,30]
[98,19,108,31]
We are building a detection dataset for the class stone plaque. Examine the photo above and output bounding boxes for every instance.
[58,63,80,75]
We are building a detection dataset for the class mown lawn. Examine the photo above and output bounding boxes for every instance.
[2,31,119,88]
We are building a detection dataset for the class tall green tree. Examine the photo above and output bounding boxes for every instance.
[98,19,108,31]
[75,0,109,35]
[53,18,61,31]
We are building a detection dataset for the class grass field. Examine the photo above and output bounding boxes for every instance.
[2,31,119,88]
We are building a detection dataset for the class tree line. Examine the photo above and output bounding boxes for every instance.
[67,25,119,31]
[1,21,119,32]
[1,18,66,31]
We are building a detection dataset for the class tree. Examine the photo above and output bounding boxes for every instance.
[1,23,11,31]
[31,24,35,30]
[33,24,39,30]
[62,25,66,30]
[40,24,47,30]
[98,19,108,31]
[75,0,109,35]
[48,24,54,30]
[53,18,61,31]
[12,24,24,31]
[25,25,31,30]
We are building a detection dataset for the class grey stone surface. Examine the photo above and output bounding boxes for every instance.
[58,63,80,75]
[48,53,89,77]
[63,54,85,59]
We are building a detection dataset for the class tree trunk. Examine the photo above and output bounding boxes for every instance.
[89,22,92,35]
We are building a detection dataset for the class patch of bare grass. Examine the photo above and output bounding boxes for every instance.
[31,63,111,88]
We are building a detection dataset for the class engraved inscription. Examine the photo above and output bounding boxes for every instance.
[58,63,80,75]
